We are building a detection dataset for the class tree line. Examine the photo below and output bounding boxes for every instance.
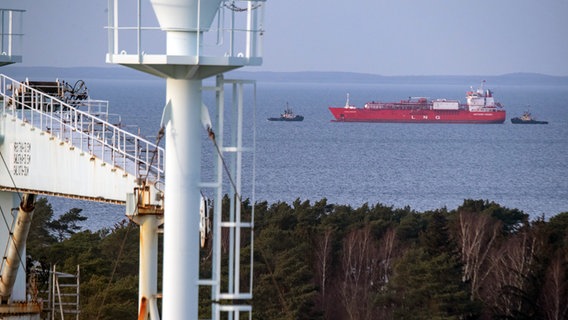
[26,197,568,319]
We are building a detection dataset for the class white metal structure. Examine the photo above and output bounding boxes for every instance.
[0,74,164,318]
[203,75,256,319]
[0,75,164,202]
[107,0,263,319]
[0,9,24,67]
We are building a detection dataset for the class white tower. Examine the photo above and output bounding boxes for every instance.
[107,1,264,319]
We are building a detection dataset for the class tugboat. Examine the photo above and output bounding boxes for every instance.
[511,111,548,124]
[268,103,304,121]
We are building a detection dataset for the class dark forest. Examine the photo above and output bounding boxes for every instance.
[27,197,568,319]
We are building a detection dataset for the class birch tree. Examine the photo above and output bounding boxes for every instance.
[538,251,568,320]
[456,211,501,299]
[485,229,539,318]
[313,227,334,316]
[338,226,380,320]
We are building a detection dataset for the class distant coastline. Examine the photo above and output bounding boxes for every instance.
[2,65,568,85]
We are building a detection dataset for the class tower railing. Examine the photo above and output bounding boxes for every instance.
[0,9,24,66]
[0,74,164,186]
[106,0,265,64]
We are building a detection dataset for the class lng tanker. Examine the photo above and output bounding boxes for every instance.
[329,82,506,123]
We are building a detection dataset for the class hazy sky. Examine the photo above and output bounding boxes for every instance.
[6,0,568,76]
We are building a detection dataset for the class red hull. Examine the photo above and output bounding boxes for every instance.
[329,108,506,123]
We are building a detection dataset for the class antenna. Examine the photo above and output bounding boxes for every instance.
[107,1,265,319]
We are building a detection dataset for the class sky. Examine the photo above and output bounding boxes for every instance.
[4,0,568,76]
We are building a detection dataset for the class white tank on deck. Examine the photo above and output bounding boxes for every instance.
[433,99,459,110]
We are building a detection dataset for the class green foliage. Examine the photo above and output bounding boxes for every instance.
[27,198,58,260]
[48,207,88,241]
[387,248,477,319]
[26,199,139,319]
[457,199,529,234]
[544,211,568,249]
[254,200,320,319]
[80,274,138,320]
[396,211,427,244]
[24,197,567,319]
[420,209,456,256]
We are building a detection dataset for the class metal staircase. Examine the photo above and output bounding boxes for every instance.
[0,74,164,189]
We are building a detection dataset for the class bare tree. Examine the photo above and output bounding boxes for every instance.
[456,211,501,299]
[538,250,568,320]
[377,227,396,288]
[313,227,334,315]
[485,229,538,317]
[338,226,380,320]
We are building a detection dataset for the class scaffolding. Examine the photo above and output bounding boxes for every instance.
[40,265,80,320]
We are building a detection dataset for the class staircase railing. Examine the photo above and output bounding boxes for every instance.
[0,74,164,185]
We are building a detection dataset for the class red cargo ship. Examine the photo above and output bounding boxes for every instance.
[329,82,506,123]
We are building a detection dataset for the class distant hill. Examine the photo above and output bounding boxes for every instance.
[1,66,567,85]
[233,71,568,86]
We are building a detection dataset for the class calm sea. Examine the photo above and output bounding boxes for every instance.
[47,77,568,230]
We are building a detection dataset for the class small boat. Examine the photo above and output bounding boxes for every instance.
[511,111,548,124]
[268,103,304,121]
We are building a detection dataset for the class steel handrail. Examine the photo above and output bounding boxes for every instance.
[0,74,163,185]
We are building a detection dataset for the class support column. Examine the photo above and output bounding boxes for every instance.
[137,215,160,320]
[162,78,202,319]
[0,191,28,303]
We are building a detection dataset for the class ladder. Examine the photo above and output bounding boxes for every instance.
[44,265,80,320]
